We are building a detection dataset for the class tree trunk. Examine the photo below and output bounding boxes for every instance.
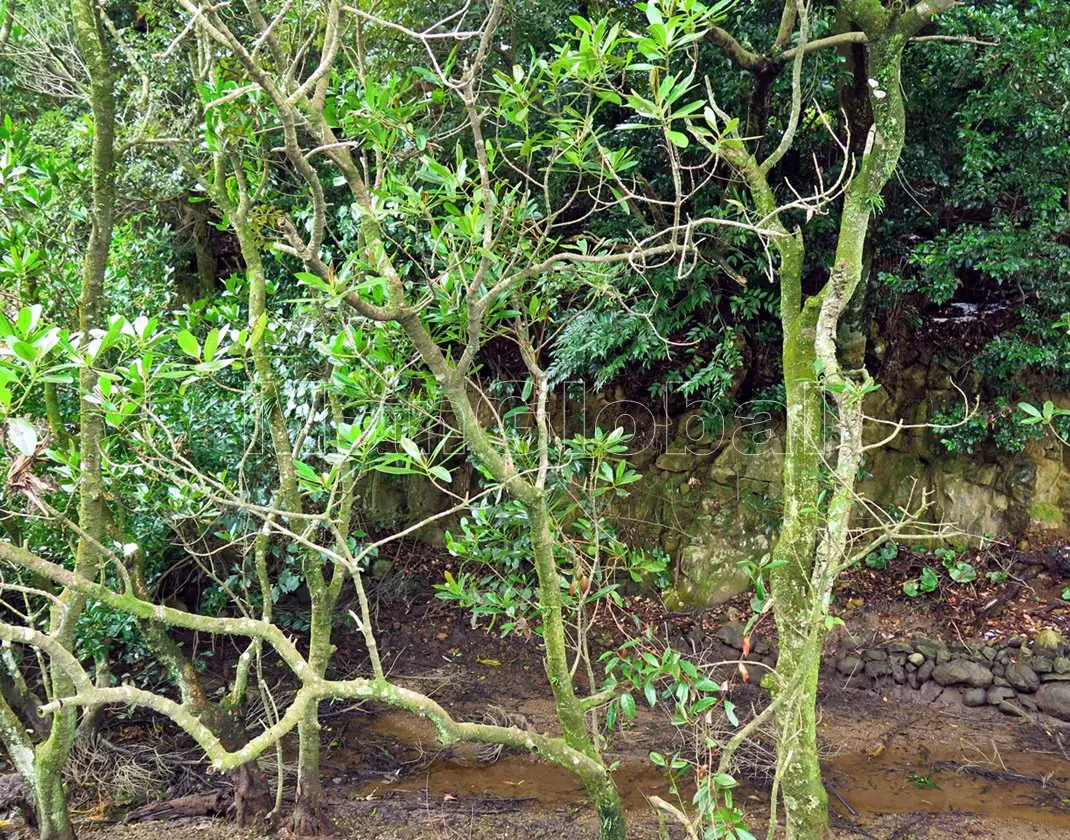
[721,138,831,836]
[32,759,75,840]
[190,199,217,299]
[586,773,626,840]
[207,702,271,826]
[769,294,828,840]
[290,582,337,836]
[529,498,626,840]
[291,702,325,836]
[770,629,827,839]
[25,2,119,837]
[217,700,271,828]
[77,652,111,738]
[223,193,326,835]
[390,311,627,839]
[131,537,271,830]
[230,761,272,828]
[719,11,939,833]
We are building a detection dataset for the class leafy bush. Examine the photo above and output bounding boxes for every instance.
[932,397,1044,455]
[548,261,773,407]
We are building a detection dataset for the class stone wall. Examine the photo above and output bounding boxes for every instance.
[611,419,785,608]
[693,620,1070,723]
[830,629,1070,721]
[353,348,1068,609]
[610,350,1069,608]
[859,348,1068,537]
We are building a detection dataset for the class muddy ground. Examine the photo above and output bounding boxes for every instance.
[11,546,1070,840]
[74,664,1070,840]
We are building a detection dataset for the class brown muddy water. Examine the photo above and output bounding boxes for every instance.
[334,711,1070,829]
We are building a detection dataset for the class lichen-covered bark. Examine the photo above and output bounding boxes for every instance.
[705,133,830,836]
[182,30,621,834]
[769,3,955,835]
[230,211,332,834]
[405,335,625,840]
[713,5,956,833]
[0,610,622,839]
[25,1,117,836]
[763,215,829,840]
[190,199,217,299]
[130,550,271,825]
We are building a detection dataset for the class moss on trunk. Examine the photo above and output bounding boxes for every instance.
[23,1,119,836]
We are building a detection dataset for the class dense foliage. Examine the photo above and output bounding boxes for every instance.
[0,1,1066,840]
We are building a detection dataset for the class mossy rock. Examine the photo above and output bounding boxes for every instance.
[1033,629,1067,658]
[668,510,772,607]
[1030,501,1064,527]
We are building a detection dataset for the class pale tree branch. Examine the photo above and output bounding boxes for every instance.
[0,0,14,53]
[761,0,809,174]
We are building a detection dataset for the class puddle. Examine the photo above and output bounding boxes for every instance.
[333,710,1070,826]
[827,748,1070,827]
[336,711,674,809]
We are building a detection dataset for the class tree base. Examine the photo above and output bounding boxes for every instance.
[231,762,272,827]
[289,795,330,836]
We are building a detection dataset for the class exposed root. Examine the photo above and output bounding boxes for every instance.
[476,705,532,764]
[290,793,330,837]
[702,704,838,787]
[65,731,207,806]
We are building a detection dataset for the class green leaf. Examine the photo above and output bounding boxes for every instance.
[16,305,41,337]
[691,696,718,715]
[249,313,268,347]
[374,464,419,475]
[40,373,74,384]
[399,436,422,462]
[176,330,200,359]
[429,465,452,483]
[569,15,592,34]
[670,100,706,120]
[625,93,658,120]
[97,317,125,355]
[296,271,332,293]
[11,341,36,363]
[202,328,220,363]
[663,132,689,149]
[619,692,636,719]
[293,460,318,481]
[193,359,231,374]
